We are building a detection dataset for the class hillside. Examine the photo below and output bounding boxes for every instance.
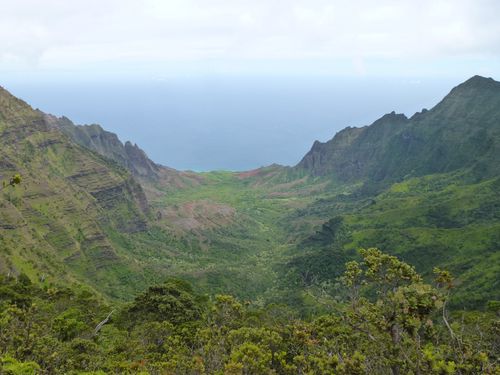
[0,86,153,298]
[285,76,500,309]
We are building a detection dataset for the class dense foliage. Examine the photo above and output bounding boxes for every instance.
[0,249,497,374]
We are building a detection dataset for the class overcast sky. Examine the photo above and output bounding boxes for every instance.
[1,0,500,79]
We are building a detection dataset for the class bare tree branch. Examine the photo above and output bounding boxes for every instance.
[94,310,115,335]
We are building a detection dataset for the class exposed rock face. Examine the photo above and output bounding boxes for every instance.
[123,141,160,179]
[44,114,160,180]
[296,76,500,183]
[297,126,367,177]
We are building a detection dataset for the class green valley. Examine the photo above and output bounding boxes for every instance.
[0,76,499,374]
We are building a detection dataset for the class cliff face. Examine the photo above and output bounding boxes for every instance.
[0,86,149,296]
[123,140,161,179]
[296,75,500,183]
[44,114,160,180]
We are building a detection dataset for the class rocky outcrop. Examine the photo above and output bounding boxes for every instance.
[123,141,160,179]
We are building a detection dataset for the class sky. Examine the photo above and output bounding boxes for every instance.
[1,1,500,170]
[2,0,500,78]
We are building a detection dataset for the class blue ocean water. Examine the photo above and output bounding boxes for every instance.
[4,76,456,171]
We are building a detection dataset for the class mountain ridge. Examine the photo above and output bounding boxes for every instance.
[296,75,500,184]
[43,114,162,180]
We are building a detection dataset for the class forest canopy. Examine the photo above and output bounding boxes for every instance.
[0,249,497,374]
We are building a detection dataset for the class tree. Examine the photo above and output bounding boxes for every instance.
[126,278,204,326]
[0,174,21,191]
[341,248,445,375]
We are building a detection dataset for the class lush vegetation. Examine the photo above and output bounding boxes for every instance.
[134,167,500,313]
[1,77,500,373]
[0,249,497,374]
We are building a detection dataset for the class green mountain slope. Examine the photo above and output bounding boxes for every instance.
[0,86,153,298]
[296,75,500,184]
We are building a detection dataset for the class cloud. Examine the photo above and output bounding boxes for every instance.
[1,0,499,75]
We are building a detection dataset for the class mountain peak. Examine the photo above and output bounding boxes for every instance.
[0,85,41,126]
[430,75,500,118]
[453,75,500,92]
[374,111,408,124]
[464,74,496,84]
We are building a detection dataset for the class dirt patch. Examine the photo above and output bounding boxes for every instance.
[161,200,236,231]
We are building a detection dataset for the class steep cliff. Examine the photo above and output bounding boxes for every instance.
[44,114,161,180]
